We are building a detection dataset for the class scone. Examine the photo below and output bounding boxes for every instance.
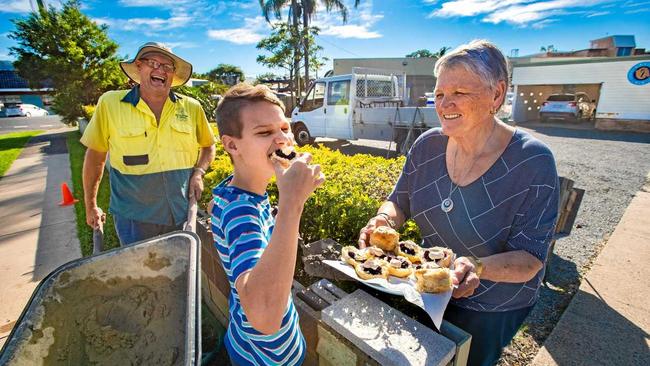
[396,240,421,263]
[340,246,370,266]
[420,246,454,268]
[387,255,413,278]
[414,267,452,293]
[354,258,389,280]
[369,226,399,252]
[270,146,297,168]
[366,246,388,260]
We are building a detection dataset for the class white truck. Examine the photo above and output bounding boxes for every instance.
[290,68,440,154]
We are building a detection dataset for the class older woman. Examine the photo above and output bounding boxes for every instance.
[358,40,559,366]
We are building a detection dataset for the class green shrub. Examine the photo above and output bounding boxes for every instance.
[82,105,95,120]
[201,143,421,245]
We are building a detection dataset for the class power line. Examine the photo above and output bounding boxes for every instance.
[315,34,361,57]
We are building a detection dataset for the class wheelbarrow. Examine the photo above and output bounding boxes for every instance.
[0,200,202,365]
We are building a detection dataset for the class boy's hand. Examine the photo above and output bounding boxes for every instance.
[273,152,325,208]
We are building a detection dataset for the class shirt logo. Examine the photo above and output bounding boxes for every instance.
[175,107,189,121]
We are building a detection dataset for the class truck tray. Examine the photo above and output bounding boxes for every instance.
[0,231,200,366]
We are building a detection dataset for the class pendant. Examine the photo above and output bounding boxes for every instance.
[441,198,454,213]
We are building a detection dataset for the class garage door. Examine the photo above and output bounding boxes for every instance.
[513,84,602,123]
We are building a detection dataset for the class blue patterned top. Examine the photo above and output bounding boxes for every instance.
[211,176,306,365]
[388,128,559,312]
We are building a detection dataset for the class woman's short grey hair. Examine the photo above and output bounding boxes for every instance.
[434,40,509,106]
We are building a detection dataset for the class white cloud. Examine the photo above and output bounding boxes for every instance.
[0,0,32,13]
[319,24,381,38]
[206,16,269,45]
[586,11,609,17]
[625,8,650,14]
[531,18,559,29]
[427,0,614,27]
[312,1,383,39]
[94,15,192,32]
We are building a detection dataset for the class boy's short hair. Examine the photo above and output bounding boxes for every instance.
[216,83,286,138]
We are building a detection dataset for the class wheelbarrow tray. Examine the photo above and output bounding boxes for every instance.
[0,231,201,366]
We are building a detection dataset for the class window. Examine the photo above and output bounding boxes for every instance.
[547,94,575,102]
[327,80,350,106]
[300,82,325,112]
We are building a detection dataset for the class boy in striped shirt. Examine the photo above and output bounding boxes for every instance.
[211,84,324,365]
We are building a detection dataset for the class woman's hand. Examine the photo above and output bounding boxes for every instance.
[451,256,481,298]
[357,215,390,248]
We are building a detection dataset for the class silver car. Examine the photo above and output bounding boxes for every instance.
[4,104,50,117]
[539,93,596,122]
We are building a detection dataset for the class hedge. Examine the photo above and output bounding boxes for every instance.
[201,143,421,245]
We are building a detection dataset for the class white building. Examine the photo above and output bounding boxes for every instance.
[511,56,650,132]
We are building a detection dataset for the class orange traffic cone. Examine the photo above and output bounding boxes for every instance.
[59,182,78,206]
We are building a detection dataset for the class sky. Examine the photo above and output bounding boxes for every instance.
[0,0,649,78]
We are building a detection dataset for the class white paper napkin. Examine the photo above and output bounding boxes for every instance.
[323,260,453,329]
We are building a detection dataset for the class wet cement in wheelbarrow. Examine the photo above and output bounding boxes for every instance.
[9,272,187,366]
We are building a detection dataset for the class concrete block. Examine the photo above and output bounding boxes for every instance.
[321,290,455,366]
[317,325,358,366]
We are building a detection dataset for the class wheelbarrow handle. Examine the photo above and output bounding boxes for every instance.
[92,225,104,255]
[184,195,198,233]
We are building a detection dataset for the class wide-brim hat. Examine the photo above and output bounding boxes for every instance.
[120,42,192,87]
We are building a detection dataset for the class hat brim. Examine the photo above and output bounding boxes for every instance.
[120,46,192,87]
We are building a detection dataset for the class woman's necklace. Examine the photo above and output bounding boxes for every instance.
[441,122,497,213]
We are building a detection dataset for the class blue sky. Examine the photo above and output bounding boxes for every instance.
[0,0,649,78]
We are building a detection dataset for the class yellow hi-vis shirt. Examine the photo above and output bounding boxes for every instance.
[80,86,216,225]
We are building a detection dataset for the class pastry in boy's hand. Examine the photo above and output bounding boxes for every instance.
[414,267,452,293]
[270,146,297,168]
[369,226,399,252]
[396,240,421,263]
[354,258,389,280]
[420,246,454,268]
[341,246,369,266]
[387,255,413,278]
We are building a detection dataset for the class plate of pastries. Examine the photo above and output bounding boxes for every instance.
[336,226,455,294]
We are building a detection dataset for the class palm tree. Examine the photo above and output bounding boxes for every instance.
[259,0,302,100]
[300,1,359,89]
[259,0,361,93]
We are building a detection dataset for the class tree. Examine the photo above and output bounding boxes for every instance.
[256,23,326,101]
[9,0,127,124]
[206,64,244,86]
[406,47,450,58]
[298,0,358,89]
[255,72,280,84]
[175,82,228,122]
[258,0,360,93]
[256,23,298,99]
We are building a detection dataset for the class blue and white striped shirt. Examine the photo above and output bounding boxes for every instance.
[211,176,306,366]
[389,128,559,312]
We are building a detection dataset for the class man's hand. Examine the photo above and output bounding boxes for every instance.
[273,152,324,209]
[357,216,390,248]
[451,256,481,298]
[86,206,106,229]
[189,171,204,201]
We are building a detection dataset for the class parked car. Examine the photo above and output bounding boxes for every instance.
[4,104,49,117]
[424,92,436,107]
[539,93,596,122]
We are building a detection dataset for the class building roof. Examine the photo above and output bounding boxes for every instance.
[591,35,636,48]
[512,55,650,68]
[0,70,29,89]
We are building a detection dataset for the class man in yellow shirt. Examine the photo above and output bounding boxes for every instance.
[81,42,216,245]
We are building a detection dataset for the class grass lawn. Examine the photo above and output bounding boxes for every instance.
[0,130,44,179]
[66,131,120,256]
